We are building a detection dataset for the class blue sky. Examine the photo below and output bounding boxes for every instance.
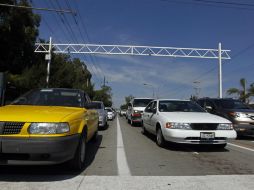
[32,0,254,107]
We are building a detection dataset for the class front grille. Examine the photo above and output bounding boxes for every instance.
[0,122,25,135]
[191,123,218,130]
[185,137,226,140]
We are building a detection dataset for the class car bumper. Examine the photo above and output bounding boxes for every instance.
[233,124,254,136]
[131,115,142,123]
[0,134,80,165]
[162,129,237,144]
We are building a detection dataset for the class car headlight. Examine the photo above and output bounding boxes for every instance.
[29,123,70,134]
[134,110,140,113]
[165,122,191,130]
[217,123,233,130]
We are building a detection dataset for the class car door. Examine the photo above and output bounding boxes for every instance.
[149,101,158,134]
[143,101,154,132]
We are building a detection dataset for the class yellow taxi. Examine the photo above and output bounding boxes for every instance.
[0,88,99,170]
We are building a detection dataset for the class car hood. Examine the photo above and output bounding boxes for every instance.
[159,112,231,123]
[0,105,84,122]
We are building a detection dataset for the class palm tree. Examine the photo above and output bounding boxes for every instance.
[227,78,250,103]
[249,83,254,97]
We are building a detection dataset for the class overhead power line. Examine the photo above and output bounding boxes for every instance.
[160,0,254,11]
[0,3,76,14]
[192,0,254,7]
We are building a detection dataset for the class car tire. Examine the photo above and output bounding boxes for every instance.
[141,123,147,135]
[156,128,166,147]
[91,127,98,142]
[69,131,87,171]
[216,143,227,149]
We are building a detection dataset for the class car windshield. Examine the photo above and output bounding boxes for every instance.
[214,99,250,109]
[86,102,102,109]
[133,99,153,107]
[11,89,83,107]
[159,100,205,112]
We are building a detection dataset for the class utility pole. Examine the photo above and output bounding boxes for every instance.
[218,43,222,98]
[103,76,106,87]
[102,76,108,88]
[144,83,155,98]
[45,37,52,88]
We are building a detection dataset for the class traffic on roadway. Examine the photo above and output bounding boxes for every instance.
[0,96,254,189]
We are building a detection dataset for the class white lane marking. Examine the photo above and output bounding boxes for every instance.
[228,143,254,152]
[117,116,131,176]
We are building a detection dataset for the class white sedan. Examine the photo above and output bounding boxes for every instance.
[142,99,237,148]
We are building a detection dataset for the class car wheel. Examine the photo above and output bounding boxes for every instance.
[69,131,87,170]
[91,128,98,142]
[141,123,147,135]
[216,143,227,149]
[156,128,166,147]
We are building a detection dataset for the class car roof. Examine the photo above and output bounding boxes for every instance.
[155,99,190,101]
[39,88,84,93]
[132,98,154,101]
[92,101,103,103]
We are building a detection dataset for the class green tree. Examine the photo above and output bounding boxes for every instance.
[93,86,113,107]
[120,95,134,109]
[227,78,250,103]
[0,0,41,74]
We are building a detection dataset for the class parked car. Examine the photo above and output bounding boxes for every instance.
[105,107,114,120]
[0,88,99,170]
[142,99,236,148]
[126,98,154,126]
[85,101,108,129]
[197,98,254,137]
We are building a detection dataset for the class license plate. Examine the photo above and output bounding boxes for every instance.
[200,132,215,140]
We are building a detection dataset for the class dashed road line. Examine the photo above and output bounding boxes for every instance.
[117,116,131,176]
[228,143,254,152]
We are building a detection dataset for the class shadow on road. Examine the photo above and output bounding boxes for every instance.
[143,132,229,153]
[0,135,103,182]
[237,136,254,141]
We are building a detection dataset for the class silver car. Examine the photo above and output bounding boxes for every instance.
[86,101,108,129]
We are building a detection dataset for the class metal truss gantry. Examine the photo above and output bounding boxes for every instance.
[34,38,231,98]
[35,43,231,60]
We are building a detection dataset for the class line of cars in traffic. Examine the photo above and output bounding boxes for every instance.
[122,97,254,148]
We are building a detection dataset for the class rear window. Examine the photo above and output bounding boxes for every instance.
[133,99,153,107]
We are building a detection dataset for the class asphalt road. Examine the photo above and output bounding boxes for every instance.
[1,115,254,189]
